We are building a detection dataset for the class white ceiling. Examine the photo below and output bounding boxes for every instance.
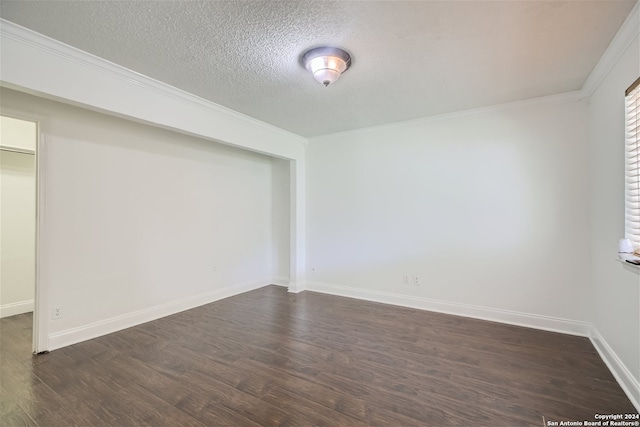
[0,1,636,137]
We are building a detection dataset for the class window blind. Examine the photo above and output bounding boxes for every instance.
[625,77,640,249]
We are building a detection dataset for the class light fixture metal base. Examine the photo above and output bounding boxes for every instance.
[302,46,352,87]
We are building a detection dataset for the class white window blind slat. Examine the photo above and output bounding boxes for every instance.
[625,77,640,248]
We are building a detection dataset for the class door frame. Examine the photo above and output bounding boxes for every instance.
[1,110,48,353]
[34,126,48,353]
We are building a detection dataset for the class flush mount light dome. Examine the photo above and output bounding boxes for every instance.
[302,46,352,87]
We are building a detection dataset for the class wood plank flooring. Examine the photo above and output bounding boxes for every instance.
[1,285,637,426]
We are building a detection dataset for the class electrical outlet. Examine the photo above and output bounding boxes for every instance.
[212,266,217,272]
[403,274,410,285]
[413,276,421,286]
[52,305,63,320]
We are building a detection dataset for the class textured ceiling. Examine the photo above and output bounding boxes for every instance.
[0,1,636,137]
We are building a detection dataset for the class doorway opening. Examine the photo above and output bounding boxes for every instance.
[0,115,38,354]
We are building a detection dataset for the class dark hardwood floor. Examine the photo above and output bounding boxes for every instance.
[1,285,636,426]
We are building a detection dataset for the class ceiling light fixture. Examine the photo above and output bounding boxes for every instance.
[302,46,352,87]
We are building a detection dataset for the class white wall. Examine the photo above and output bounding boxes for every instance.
[307,98,590,325]
[0,20,307,307]
[271,158,290,283]
[0,117,37,317]
[587,32,640,399]
[1,115,36,151]
[0,87,290,347]
[0,10,635,408]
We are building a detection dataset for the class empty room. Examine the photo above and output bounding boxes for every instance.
[0,1,639,426]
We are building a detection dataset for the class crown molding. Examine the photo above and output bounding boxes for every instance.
[3,0,637,146]
[310,90,585,141]
[308,3,639,141]
[0,19,307,152]
[582,2,640,97]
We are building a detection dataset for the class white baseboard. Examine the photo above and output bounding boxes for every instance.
[589,326,640,413]
[287,280,307,293]
[270,276,290,287]
[0,299,34,318]
[44,278,639,412]
[304,281,590,336]
[48,280,272,351]
[304,281,640,411]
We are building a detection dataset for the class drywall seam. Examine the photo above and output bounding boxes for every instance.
[304,281,590,336]
[0,300,34,318]
[47,280,275,350]
[590,326,640,413]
